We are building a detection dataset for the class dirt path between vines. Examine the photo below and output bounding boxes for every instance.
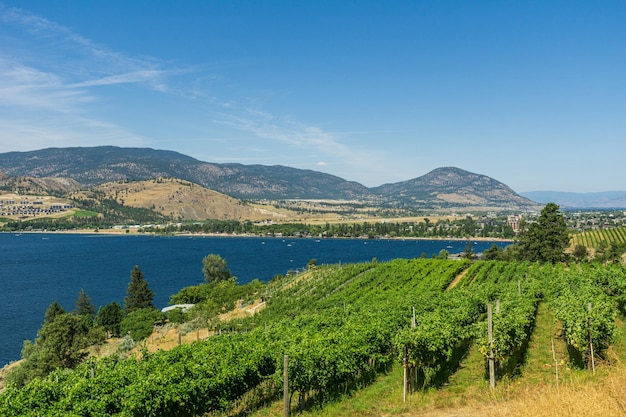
[446,267,470,290]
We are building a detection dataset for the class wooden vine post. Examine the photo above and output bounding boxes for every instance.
[403,345,408,403]
[551,338,559,389]
[284,355,290,417]
[488,303,495,389]
[587,303,595,373]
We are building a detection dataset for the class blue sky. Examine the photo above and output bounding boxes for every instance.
[0,1,624,193]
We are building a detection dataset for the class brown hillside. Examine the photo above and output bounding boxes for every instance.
[88,178,299,221]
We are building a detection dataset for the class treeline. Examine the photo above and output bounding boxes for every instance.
[142,216,516,239]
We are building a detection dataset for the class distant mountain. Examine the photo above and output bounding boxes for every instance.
[0,147,538,211]
[0,147,369,200]
[0,172,82,194]
[520,191,626,209]
[373,167,539,211]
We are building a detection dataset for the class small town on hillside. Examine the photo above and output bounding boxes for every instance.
[0,194,73,219]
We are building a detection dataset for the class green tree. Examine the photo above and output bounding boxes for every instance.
[124,265,154,313]
[518,203,569,263]
[607,242,623,264]
[306,258,318,269]
[120,308,164,341]
[37,313,89,369]
[96,302,124,337]
[202,254,232,283]
[594,240,608,264]
[44,300,66,324]
[74,288,96,319]
[572,244,589,262]
[483,244,503,260]
[8,312,91,386]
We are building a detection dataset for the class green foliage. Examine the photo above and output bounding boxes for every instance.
[124,265,154,313]
[95,302,124,337]
[171,278,265,325]
[547,266,617,363]
[119,308,164,341]
[483,244,503,260]
[73,288,96,318]
[44,300,65,324]
[202,253,232,283]
[7,313,91,387]
[517,203,569,263]
[166,307,186,324]
[572,244,589,261]
[4,259,626,416]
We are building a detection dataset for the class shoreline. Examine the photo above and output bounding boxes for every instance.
[4,229,514,243]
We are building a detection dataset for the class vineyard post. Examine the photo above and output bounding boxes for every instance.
[518,280,521,295]
[284,355,289,417]
[403,345,408,403]
[588,302,595,373]
[551,338,559,389]
[411,306,417,387]
[178,331,182,346]
[488,303,495,389]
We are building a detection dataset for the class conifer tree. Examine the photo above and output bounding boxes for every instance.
[518,202,569,263]
[44,300,66,324]
[124,265,154,313]
[74,288,96,318]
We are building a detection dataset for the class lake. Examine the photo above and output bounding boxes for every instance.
[0,232,510,366]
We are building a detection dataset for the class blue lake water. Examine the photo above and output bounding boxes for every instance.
[0,232,510,366]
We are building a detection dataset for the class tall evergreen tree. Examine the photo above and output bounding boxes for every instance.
[74,288,96,318]
[44,300,66,324]
[518,202,569,263]
[124,265,154,313]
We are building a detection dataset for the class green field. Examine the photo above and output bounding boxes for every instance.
[571,226,626,250]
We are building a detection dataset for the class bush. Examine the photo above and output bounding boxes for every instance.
[120,308,164,341]
[167,308,186,324]
[118,334,136,352]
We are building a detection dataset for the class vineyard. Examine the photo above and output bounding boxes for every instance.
[571,226,626,250]
[2,258,626,416]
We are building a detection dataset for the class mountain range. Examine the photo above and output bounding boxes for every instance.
[1,146,541,211]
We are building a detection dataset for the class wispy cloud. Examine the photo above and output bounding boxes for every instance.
[214,108,394,183]
[217,109,350,153]
[0,5,176,151]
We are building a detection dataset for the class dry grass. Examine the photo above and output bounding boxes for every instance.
[415,372,626,417]
[89,178,298,222]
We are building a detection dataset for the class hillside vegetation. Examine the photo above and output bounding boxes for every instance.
[3,259,626,416]
[80,178,305,222]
